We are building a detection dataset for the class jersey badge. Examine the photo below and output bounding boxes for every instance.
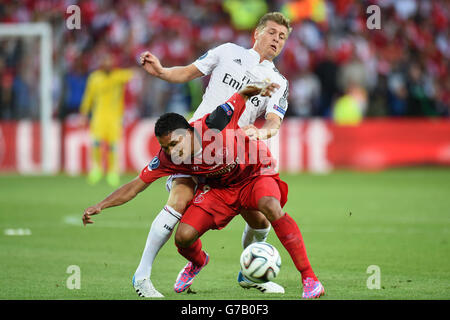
[278,96,288,110]
[148,156,160,171]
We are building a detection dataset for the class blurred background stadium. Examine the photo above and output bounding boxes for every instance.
[0,0,449,175]
[0,0,449,300]
[1,0,449,117]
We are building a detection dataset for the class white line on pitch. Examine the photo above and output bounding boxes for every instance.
[4,228,32,236]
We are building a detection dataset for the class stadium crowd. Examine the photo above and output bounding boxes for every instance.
[0,0,449,123]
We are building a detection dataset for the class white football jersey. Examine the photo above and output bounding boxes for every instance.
[190,42,289,127]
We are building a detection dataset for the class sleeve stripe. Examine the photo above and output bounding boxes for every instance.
[282,79,289,99]
[220,102,234,115]
[273,67,289,99]
[273,105,286,115]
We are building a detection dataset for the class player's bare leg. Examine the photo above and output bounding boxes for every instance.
[133,177,195,297]
[238,209,285,293]
[257,196,325,299]
[166,177,197,214]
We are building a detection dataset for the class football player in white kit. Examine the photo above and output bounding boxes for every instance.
[134,12,291,297]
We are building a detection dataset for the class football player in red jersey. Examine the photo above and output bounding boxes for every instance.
[82,83,324,299]
[136,12,291,297]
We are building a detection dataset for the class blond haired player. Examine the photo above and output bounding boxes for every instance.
[134,12,292,297]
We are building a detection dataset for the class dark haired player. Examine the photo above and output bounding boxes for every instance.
[82,83,324,299]
[136,12,291,297]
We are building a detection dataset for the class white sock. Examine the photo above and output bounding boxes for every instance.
[241,223,271,249]
[134,205,182,281]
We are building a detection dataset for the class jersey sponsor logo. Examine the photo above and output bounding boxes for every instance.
[250,96,261,107]
[204,157,239,177]
[221,73,262,108]
[233,58,242,65]
[222,73,251,91]
[147,156,160,171]
[209,163,222,170]
[273,105,286,115]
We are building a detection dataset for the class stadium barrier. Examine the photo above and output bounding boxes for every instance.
[1,118,450,174]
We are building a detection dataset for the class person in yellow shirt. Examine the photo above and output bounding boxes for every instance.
[332,85,367,126]
[80,55,133,187]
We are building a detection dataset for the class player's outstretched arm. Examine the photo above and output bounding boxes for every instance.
[139,51,204,83]
[82,176,150,226]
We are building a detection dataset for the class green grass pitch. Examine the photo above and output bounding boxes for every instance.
[0,168,449,300]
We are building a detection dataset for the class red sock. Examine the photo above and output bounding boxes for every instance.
[271,213,317,281]
[176,239,206,267]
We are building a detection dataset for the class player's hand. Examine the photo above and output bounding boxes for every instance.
[242,124,260,140]
[239,82,280,98]
[139,51,164,77]
[140,51,153,65]
[82,205,102,226]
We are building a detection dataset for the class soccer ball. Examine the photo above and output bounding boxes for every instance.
[239,242,281,283]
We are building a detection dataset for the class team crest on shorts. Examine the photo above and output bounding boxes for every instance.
[193,185,210,203]
[193,195,204,203]
[148,156,160,171]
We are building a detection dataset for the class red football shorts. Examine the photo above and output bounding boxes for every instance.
[180,174,288,236]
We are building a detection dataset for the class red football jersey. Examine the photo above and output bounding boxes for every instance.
[139,92,277,187]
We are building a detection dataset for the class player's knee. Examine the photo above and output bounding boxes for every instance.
[167,197,191,214]
[175,225,198,248]
[168,178,196,214]
[255,216,270,229]
[242,210,270,229]
[257,197,283,222]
